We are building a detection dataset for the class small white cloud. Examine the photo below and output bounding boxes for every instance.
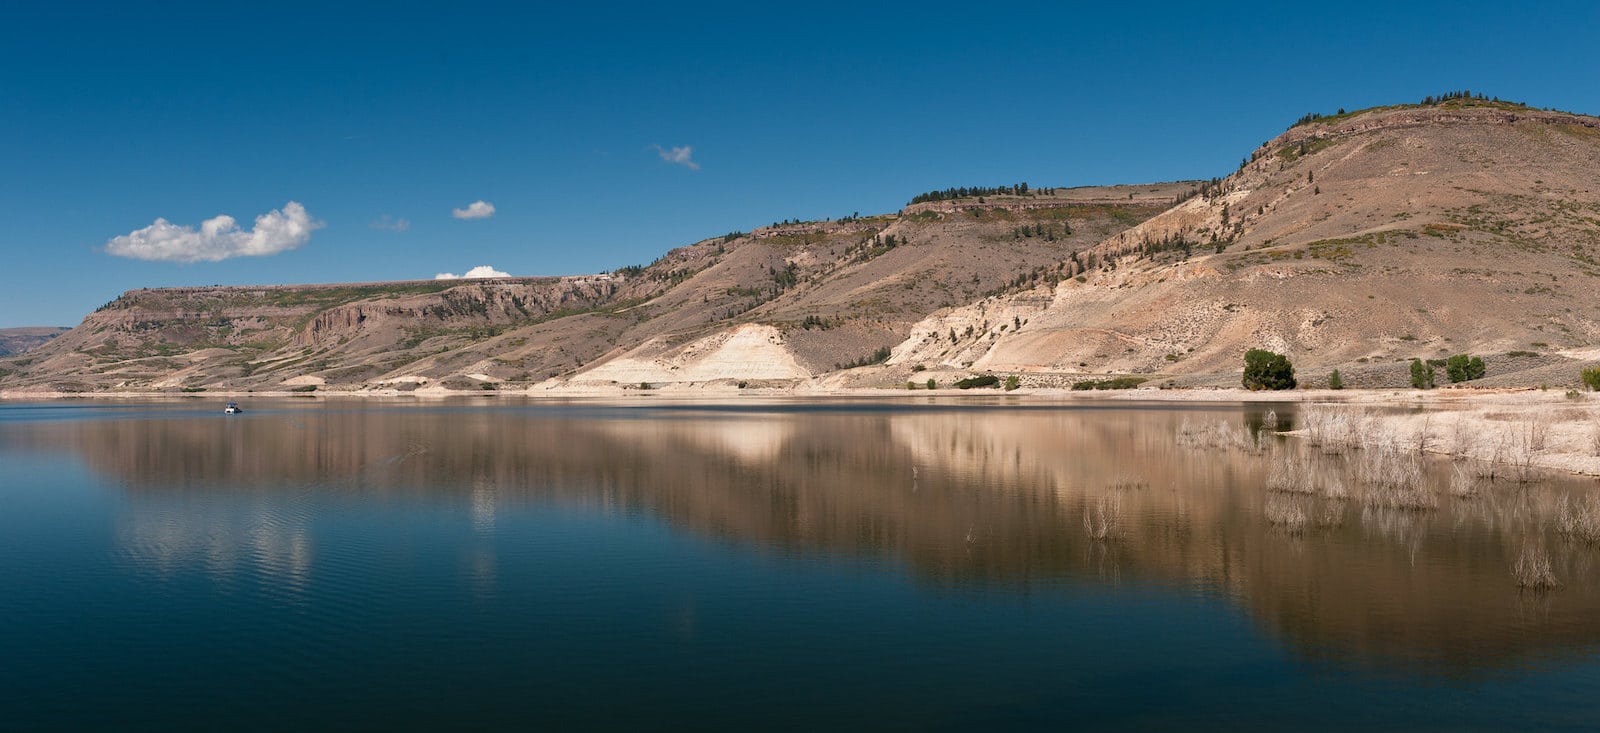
[451,200,496,219]
[653,144,699,170]
[434,265,511,280]
[105,201,322,263]
[369,214,410,232]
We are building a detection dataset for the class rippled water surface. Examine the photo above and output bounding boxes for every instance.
[2,399,1599,731]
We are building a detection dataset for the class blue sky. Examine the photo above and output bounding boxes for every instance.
[3,1,1598,327]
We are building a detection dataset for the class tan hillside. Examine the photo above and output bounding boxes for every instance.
[0,184,1182,393]
[8,96,1600,395]
[884,99,1600,389]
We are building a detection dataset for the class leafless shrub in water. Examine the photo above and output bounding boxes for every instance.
[1476,427,1539,483]
[1083,496,1123,541]
[1300,405,1329,446]
[1354,415,1397,454]
[1450,417,1476,457]
[1264,495,1308,533]
[1459,484,1539,536]
[1300,405,1368,453]
[1314,501,1346,528]
[1412,414,1435,454]
[1176,419,1258,452]
[1318,471,1351,500]
[1262,409,1279,432]
[1448,462,1481,499]
[1302,405,1340,447]
[1359,505,1428,551]
[1356,445,1435,510]
[1514,543,1559,589]
[1554,494,1600,544]
[1476,434,1509,479]
[1504,429,1539,483]
[1265,454,1315,494]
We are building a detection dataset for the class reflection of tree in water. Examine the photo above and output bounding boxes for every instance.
[4,402,1600,674]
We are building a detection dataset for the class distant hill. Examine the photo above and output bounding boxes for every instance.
[5,95,1600,394]
[0,327,69,358]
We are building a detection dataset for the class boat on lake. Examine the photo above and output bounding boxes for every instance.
[224,402,243,414]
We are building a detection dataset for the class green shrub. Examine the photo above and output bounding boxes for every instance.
[1328,369,1344,390]
[1003,375,1020,391]
[1583,366,1600,391]
[1071,377,1148,391]
[1410,359,1435,389]
[926,378,937,390]
[906,381,917,390]
[1445,354,1486,383]
[954,374,1000,389]
[1242,349,1296,390]
[840,346,893,369]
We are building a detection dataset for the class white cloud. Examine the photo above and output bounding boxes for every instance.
[451,200,496,219]
[370,214,410,232]
[654,144,699,170]
[105,201,322,263]
[434,265,511,280]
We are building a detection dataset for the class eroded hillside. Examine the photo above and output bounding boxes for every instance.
[883,99,1600,389]
[0,184,1183,393]
[8,97,1599,395]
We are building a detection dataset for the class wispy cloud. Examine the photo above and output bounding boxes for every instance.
[434,265,511,280]
[369,214,410,232]
[105,201,322,263]
[451,200,496,220]
[653,144,699,170]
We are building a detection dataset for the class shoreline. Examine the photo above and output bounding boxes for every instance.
[5,385,1597,478]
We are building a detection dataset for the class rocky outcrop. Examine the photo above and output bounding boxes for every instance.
[1272,105,1600,151]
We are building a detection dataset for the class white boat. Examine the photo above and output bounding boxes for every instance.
[224,402,243,414]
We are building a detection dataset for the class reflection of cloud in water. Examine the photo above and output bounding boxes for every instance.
[468,546,497,601]
[471,479,496,534]
[116,499,312,598]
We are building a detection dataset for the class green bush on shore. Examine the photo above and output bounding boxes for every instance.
[1242,349,1296,390]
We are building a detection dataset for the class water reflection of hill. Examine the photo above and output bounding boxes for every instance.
[4,402,1598,674]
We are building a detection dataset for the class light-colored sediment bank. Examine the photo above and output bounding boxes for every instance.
[4,385,1598,478]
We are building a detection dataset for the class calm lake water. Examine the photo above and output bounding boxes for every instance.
[2,398,1598,731]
